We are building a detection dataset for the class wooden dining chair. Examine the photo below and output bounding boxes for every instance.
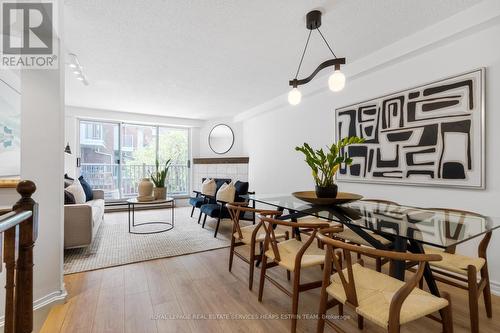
[419,208,492,333]
[316,232,453,333]
[226,202,289,290]
[330,199,399,271]
[257,215,338,333]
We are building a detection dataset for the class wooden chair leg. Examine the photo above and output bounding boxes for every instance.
[357,315,364,330]
[228,237,235,272]
[202,214,208,228]
[249,246,255,290]
[214,216,221,238]
[291,268,301,333]
[190,206,195,217]
[481,264,493,318]
[258,256,268,302]
[375,257,382,272]
[287,270,291,281]
[387,322,400,333]
[441,291,454,333]
[467,265,479,333]
[316,284,328,333]
[317,248,333,333]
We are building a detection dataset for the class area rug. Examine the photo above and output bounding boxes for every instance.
[64,206,236,274]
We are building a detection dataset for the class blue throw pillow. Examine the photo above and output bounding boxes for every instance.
[78,176,93,201]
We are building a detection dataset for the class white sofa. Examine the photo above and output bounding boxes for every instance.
[64,189,105,249]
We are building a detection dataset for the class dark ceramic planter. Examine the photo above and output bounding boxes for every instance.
[315,184,338,198]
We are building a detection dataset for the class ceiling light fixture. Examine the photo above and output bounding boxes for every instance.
[288,10,346,105]
[67,53,89,86]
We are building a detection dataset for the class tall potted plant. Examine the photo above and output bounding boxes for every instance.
[151,159,172,200]
[295,136,365,198]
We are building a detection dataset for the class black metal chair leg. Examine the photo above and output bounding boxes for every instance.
[197,211,203,224]
[202,214,208,228]
[214,216,221,238]
[190,206,195,217]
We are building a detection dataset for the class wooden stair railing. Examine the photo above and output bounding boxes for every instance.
[0,180,38,333]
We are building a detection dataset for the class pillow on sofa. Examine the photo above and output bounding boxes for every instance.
[216,182,236,203]
[64,190,76,204]
[78,176,94,201]
[64,174,74,188]
[201,178,216,196]
[66,179,86,204]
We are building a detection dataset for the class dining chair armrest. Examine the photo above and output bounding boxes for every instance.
[319,226,344,235]
[389,260,432,326]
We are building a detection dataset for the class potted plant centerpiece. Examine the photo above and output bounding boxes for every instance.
[151,159,172,200]
[295,136,365,198]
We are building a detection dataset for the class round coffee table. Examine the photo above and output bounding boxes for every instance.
[127,197,175,234]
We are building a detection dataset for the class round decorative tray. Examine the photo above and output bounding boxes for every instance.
[292,191,363,205]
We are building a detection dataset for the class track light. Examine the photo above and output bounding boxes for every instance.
[67,53,89,85]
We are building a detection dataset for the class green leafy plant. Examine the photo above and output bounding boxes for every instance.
[295,136,365,187]
[150,159,172,188]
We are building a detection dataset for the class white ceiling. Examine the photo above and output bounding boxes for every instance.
[64,0,482,120]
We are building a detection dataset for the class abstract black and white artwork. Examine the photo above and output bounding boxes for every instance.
[335,68,484,188]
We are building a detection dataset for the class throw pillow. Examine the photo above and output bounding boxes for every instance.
[64,178,73,188]
[234,181,249,202]
[65,179,86,204]
[201,178,216,196]
[216,182,236,203]
[64,173,74,188]
[64,190,76,205]
[78,175,94,201]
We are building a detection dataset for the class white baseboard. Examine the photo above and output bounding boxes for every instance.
[0,288,67,331]
[490,279,500,296]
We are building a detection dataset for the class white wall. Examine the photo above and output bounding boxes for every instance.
[240,5,500,292]
[0,7,66,326]
[196,118,246,157]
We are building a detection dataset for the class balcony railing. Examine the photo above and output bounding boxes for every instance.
[80,163,189,199]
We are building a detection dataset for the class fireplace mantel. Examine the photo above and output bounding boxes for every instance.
[193,157,249,164]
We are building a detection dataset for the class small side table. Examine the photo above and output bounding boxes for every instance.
[127,197,175,234]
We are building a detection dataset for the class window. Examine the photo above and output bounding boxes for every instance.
[82,122,103,140]
[79,120,190,199]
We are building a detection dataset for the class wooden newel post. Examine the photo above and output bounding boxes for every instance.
[12,180,37,333]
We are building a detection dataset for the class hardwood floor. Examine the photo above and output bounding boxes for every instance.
[42,246,500,333]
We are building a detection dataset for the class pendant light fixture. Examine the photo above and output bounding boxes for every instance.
[288,10,346,105]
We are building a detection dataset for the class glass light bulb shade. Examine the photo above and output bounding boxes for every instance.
[328,70,346,92]
[288,88,302,105]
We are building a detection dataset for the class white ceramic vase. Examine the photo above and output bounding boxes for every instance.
[138,178,154,198]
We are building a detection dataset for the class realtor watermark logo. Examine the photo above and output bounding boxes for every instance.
[1,0,58,68]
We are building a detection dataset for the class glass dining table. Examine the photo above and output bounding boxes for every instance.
[244,193,500,298]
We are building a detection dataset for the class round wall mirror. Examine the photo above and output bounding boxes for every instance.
[208,124,234,155]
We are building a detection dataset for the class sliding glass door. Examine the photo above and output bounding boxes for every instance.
[120,124,157,197]
[159,127,189,195]
[79,120,189,199]
[79,120,121,199]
